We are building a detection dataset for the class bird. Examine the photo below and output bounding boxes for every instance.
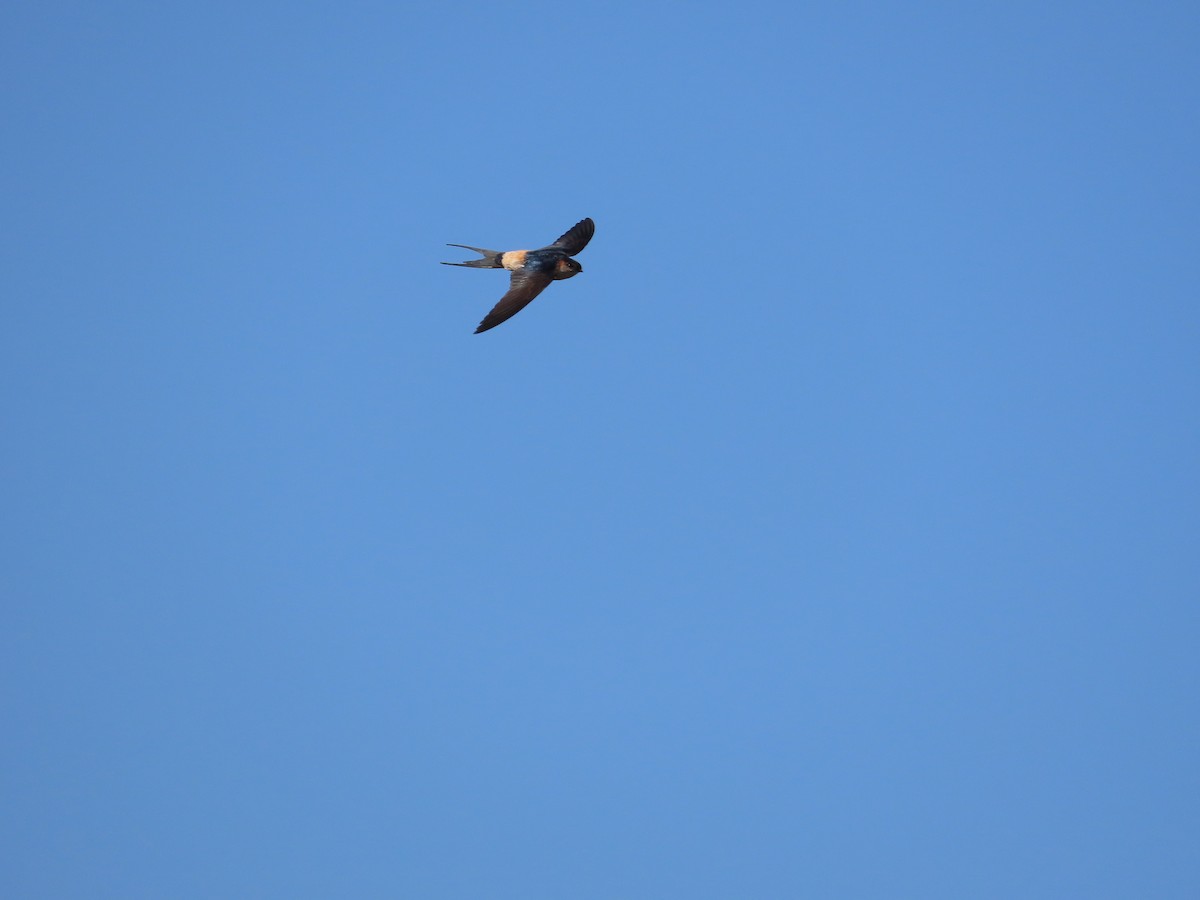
[442,217,594,333]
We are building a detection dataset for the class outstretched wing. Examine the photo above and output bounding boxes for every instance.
[474,270,555,333]
[541,217,594,256]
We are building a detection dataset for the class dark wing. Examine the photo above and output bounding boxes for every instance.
[474,270,555,333]
[541,217,594,255]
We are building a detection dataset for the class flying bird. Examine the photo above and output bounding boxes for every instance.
[442,217,594,333]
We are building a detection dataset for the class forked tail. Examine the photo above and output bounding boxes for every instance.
[441,244,503,268]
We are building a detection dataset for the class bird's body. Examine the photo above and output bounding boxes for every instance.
[442,218,594,333]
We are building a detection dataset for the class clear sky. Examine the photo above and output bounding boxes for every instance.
[3,2,1198,897]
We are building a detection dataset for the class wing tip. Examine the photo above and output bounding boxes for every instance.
[551,217,595,254]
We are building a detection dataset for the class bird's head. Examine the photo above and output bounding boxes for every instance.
[554,257,583,280]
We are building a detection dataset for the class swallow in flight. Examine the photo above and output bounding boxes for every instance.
[442,217,594,333]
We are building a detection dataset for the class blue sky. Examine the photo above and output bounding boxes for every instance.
[2,1,1198,896]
